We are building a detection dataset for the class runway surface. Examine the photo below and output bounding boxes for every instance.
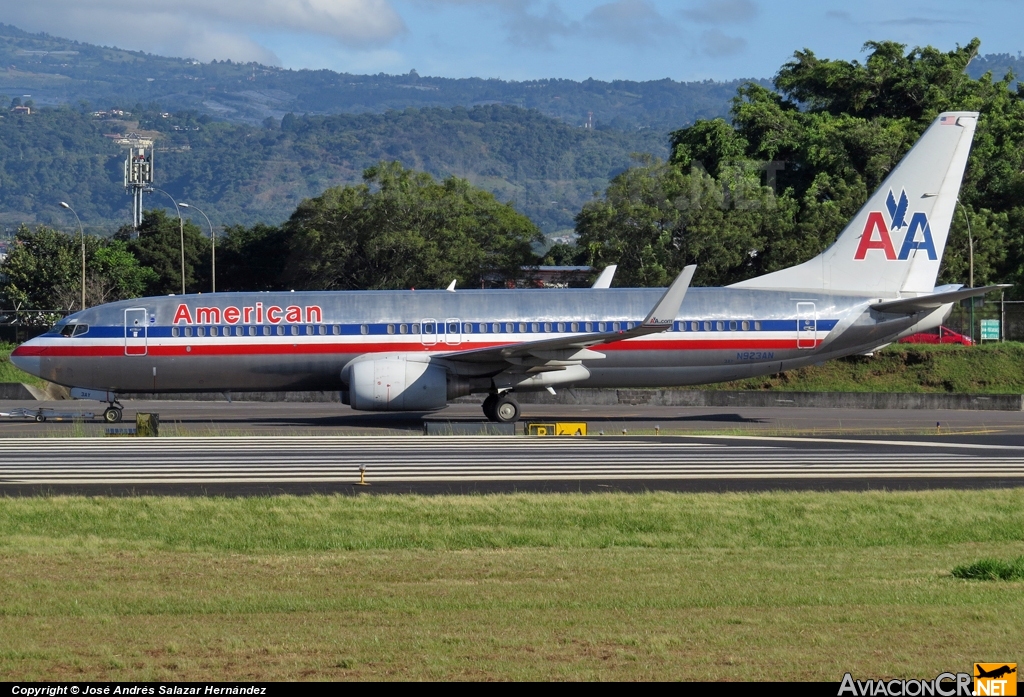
[3,434,1024,495]
[3,399,1024,438]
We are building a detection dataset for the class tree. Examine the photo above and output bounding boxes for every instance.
[217,223,290,291]
[116,209,211,295]
[0,225,155,316]
[282,162,542,290]
[578,38,1024,292]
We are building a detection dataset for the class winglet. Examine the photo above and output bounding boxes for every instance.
[446,279,457,292]
[642,265,695,328]
[591,265,617,289]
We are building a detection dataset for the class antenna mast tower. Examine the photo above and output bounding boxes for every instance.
[123,136,154,234]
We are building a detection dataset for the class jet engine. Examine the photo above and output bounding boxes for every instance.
[346,359,449,411]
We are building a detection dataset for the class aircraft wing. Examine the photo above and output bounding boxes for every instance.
[871,285,1010,314]
[443,265,695,365]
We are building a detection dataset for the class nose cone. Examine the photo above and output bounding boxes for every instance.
[9,343,42,378]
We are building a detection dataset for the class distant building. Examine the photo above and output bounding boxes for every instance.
[10,106,30,115]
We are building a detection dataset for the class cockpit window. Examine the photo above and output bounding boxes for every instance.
[58,323,89,337]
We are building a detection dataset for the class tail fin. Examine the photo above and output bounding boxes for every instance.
[731,111,978,295]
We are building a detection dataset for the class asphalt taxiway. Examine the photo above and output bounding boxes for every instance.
[2,399,1024,438]
[2,399,1023,495]
[1,427,1024,496]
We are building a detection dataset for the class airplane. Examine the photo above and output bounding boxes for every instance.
[11,111,1006,424]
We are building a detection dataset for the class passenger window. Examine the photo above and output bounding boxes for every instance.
[197,327,206,337]
[332,325,341,335]
[544,322,552,332]
[692,321,700,331]
[598,322,606,332]
[492,323,500,333]
[290,325,298,336]
[477,323,486,334]
[704,321,711,332]
[318,325,326,335]
[412,323,420,334]
[263,326,271,336]
[613,322,621,331]
[423,323,434,333]
[585,323,593,332]
[248,326,256,336]
[184,327,193,337]
[448,322,459,333]
[276,325,284,336]
[519,323,527,333]
[557,322,565,332]
[387,324,395,335]
[506,323,514,333]
[571,322,579,332]
[210,326,219,337]
[716,321,724,331]
[171,327,179,337]
[729,321,737,331]
[754,321,762,331]
[531,322,539,332]
[463,323,472,334]
[741,321,749,331]
[399,324,408,334]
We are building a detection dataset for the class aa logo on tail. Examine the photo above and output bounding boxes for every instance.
[854,188,937,261]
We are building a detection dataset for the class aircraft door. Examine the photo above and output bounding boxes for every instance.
[420,318,437,346]
[444,318,462,346]
[125,308,148,356]
[796,302,817,349]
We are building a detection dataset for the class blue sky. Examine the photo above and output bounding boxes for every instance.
[7,0,1021,81]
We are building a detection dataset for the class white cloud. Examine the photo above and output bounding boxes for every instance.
[5,0,406,63]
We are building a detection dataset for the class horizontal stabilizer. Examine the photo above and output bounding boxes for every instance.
[871,285,1010,314]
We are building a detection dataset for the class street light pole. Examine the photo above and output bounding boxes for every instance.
[180,203,215,293]
[59,201,86,311]
[151,188,186,295]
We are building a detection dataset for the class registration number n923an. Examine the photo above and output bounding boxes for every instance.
[736,351,774,361]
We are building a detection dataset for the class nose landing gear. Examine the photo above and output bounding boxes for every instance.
[103,401,124,423]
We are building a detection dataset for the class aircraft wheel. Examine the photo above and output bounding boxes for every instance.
[34,414,45,422]
[493,394,520,423]
[482,394,498,422]
[103,407,123,424]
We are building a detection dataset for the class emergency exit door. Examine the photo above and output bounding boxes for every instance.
[125,308,148,356]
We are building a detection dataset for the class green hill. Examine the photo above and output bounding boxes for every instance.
[0,103,665,234]
[0,23,744,131]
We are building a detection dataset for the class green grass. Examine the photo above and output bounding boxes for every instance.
[0,490,1023,680]
[706,342,1024,393]
[952,556,1024,581]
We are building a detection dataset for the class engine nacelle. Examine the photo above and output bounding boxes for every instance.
[350,359,448,411]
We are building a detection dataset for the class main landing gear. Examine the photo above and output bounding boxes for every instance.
[103,400,124,424]
[482,392,520,423]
